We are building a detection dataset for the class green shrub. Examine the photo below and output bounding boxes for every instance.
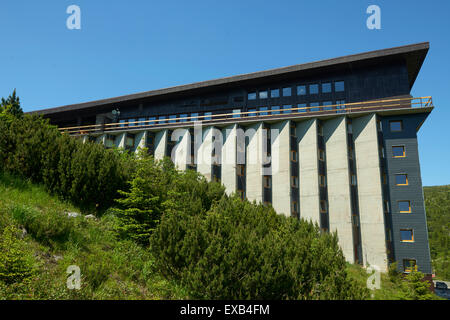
[0,225,36,285]
[151,195,368,300]
[0,114,132,211]
[114,155,225,245]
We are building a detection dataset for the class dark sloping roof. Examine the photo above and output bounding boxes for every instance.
[32,42,429,116]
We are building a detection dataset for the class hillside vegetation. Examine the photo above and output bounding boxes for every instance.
[0,90,443,300]
[424,185,450,280]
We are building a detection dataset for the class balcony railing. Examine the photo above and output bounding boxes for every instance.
[59,96,433,135]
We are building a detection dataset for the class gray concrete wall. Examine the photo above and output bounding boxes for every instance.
[197,127,213,181]
[246,122,263,203]
[154,130,168,160]
[221,124,238,195]
[324,116,354,263]
[271,120,291,217]
[353,114,388,271]
[296,119,320,224]
[172,129,190,171]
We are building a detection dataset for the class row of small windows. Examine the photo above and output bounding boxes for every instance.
[248,81,345,100]
[118,101,348,127]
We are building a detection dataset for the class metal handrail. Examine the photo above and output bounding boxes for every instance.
[59,96,433,135]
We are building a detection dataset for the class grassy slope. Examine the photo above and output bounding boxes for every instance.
[0,172,187,299]
[424,185,450,281]
[0,171,445,300]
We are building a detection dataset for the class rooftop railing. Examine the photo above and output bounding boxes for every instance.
[59,96,433,135]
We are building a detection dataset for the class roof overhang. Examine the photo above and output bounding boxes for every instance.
[31,42,430,117]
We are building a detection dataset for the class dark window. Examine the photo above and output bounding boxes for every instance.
[271,89,280,98]
[259,90,268,99]
[180,114,188,122]
[322,82,332,93]
[248,92,257,100]
[323,101,332,111]
[389,120,403,132]
[149,117,156,125]
[403,259,417,273]
[248,108,257,117]
[395,174,408,186]
[232,109,241,118]
[310,102,320,112]
[204,112,212,121]
[398,201,411,213]
[297,103,307,112]
[283,105,292,114]
[271,106,280,115]
[335,81,345,92]
[392,146,406,157]
[320,200,327,213]
[282,87,292,97]
[297,85,306,95]
[158,116,166,124]
[260,106,268,115]
[191,113,198,122]
[169,115,177,123]
[309,84,319,95]
[400,229,414,242]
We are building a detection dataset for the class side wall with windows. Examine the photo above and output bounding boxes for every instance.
[380,112,432,274]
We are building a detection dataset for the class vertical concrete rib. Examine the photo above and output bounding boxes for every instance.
[172,129,190,171]
[154,130,168,161]
[296,119,320,224]
[271,120,291,217]
[324,116,354,263]
[353,114,388,271]
[134,131,147,154]
[116,132,126,149]
[221,124,238,195]
[246,122,264,204]
[197,127,213,181]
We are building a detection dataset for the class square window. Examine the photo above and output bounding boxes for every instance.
[297,85,307,96]
[322,82,332,93]
[392,146,406,158]
[270,89,280,98]
[400,229,414,242]
[271,106,280,115]
[297,103,307,112]
[191,113,199,122]
[395,174,408,186]
[336,99,346,113]
[232,109,241,118]
[335,81,345,92]
[138,117,146,126]
[310,102,320,112]
[204,112,212,120]
[282,105,292,114]
[259,106,268,115]
[282,87,292,97]
[148,117,156,125]
[248,92,257,100]
[169,115,177,123]
[398,201,411,213]
[259,90,268,99]
[323,101,333,111]
[389,120,403,132]
[158,116,166,124]
[248,108,257,117]
[180,114,188,122]
[119,119,126,127]
[403,259,417,273]
[309,84,319,95]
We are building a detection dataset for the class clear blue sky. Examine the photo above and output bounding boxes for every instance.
[0,0,449,186]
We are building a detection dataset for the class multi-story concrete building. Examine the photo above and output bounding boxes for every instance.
[34,42,434,276]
